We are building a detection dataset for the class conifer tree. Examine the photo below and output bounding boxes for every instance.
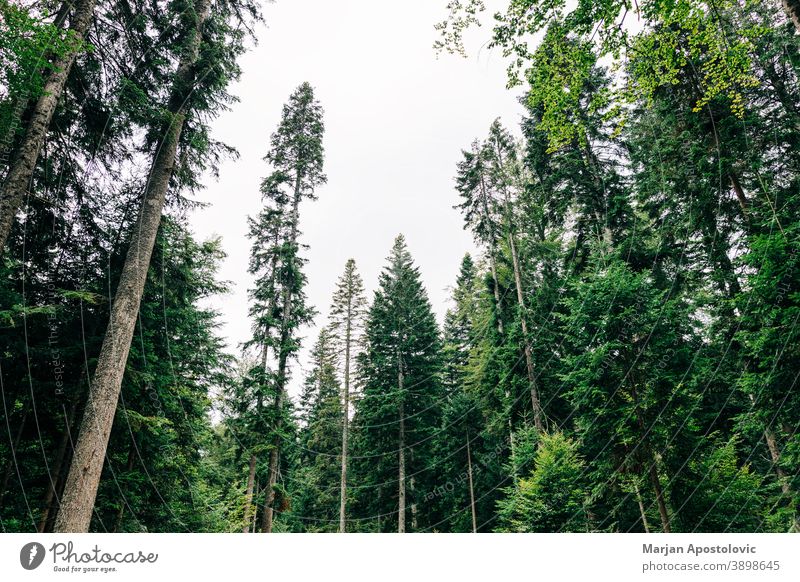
[352,235,442,532]
[256,82,326,533]
[328,259,367,532]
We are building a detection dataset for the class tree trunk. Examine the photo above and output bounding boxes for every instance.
[0,0,98,253]
[648,463,671,533]
[466,431,477,533]
[782,0,800,33]
[339,303,352,533]
[242,454,257,533]
[53,0,212,533]
[630,380,671,532]
[729,172,749,217]
[37,399,78,532]
[634,482,651,533]
[261,361,284,533]
[398,365,406,534]
[763,427,799,530]
[502,191,544,431]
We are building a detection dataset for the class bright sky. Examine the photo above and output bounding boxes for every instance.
[189,0,524,393]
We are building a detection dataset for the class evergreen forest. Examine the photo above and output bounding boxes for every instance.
[1,0,800,533]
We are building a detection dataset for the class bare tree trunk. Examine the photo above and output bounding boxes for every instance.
[37,399,78,532]
[242,454,256,533]
[782,0,800,33]
[648,464,671,533]
[763,427,799,530]
[53,0,211,533]
[0,408,28,510]
[466,431,477,533]
[634,482,651,533]
[261,356,285,533]
[339,305,352,533]
[490,137,544,431]
[630,382,671,533]
[251,477,259,533]
[502,192,544,431]
[398,365,406,534]
[729,172,749,217]
[0,0,98,252]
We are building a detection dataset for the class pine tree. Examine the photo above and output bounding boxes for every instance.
[328,259,367,532]
[256,82,326,533]
[352,235,443,532]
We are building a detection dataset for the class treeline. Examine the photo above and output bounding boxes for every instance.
[1,0,799,533]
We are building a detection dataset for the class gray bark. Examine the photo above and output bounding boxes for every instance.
[339,301,352,533]
[466,432,477,533]
[53,0,212,533]
[763,427,799,531]
[501,190,544,431]
[398,364,406,533]
[634,482,651,533]
[242,454,256,533]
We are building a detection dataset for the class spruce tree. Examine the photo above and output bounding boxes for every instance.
[352,235,443,532]
[328,259,367,532]
[255,82,326,533]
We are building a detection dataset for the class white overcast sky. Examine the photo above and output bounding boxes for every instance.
[189,0,524,392]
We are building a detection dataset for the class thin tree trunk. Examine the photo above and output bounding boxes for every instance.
[0,408,28,510]
[634,482,651,533]
[630,382,671,533]
[252,477,259,533]
[242,454,256,533]
[339,304,352,533]
[764,428,791,497]
[0,0,98,253]
[782,0,800,33]
[729,172,748,217]
[502,192,544,431]
[398,365,406,534]
[410,473,418,531]
[491,138,544,431]
[261,357,284,533]
[37,399,78,532]
[763,427,799,530]
[648,463,671,533]
[466,431,477,533]
[53,0,212,533]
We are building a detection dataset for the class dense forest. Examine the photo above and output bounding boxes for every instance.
[1,0,799,533]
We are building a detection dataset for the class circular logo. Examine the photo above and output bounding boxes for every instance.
[20,542,46,570]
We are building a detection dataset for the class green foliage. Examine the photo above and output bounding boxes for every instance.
[497,432,588,532]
